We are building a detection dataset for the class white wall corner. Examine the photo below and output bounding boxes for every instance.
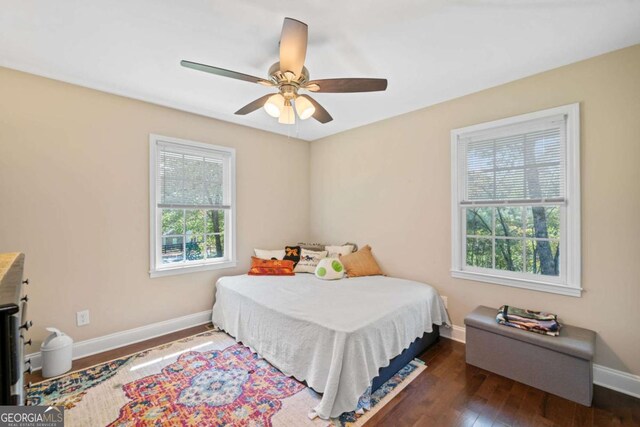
[26,310,212,372]
[440,324,640,400]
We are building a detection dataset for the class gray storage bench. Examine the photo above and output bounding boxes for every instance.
[464,306,596,406]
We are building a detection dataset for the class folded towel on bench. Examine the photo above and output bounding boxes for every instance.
[496,305,561,336]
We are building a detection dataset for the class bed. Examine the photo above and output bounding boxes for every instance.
[211,274,450,419]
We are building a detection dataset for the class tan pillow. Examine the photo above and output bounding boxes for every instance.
[339,245,384,277]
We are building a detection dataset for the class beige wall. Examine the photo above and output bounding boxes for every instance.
[0,67,310,350]
[310,45,640,374]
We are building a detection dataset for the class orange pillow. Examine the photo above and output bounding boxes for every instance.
[339,245,384,278]
[248,257,295,276]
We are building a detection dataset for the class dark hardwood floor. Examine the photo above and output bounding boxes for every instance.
[367,338,640,427]
[26,325,640,427]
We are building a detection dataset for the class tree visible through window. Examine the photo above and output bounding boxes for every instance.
[160,208,225,263]
[466,206,559,275]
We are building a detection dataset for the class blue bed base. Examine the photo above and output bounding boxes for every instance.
[371,325,440,392]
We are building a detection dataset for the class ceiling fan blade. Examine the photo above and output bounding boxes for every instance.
[234,94,273,115]
[279,18,308,78]
[305,78,388,93]
[181,60,272,85]
[299,95,333,124]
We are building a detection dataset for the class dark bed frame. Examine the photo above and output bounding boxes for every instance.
[371,325,440,392]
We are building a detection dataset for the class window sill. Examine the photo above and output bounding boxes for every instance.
[150,260,237,278]
[451,269,582,297]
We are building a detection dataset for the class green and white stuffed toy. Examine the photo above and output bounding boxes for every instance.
[315,257,345,280]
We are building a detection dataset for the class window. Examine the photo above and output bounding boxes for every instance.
[451,104,580,296]
[149,134,236,277]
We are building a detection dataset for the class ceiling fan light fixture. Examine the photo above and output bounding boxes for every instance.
[264,93,285,118]
[278,103,296,124]
[181,17,387,126]
[294,96,315,120]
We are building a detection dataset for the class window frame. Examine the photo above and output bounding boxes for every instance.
[450,103,581,297]
[149,134,237,278]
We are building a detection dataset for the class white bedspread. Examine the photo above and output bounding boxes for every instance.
[211,274,450,419]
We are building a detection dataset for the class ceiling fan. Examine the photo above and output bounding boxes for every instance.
[180,17,388,125]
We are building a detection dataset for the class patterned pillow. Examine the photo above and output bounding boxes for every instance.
[315,258,345,280]
[294,249,328,273]
[297,242,326,251]
[283,246,301,267]
[248,257,295,276]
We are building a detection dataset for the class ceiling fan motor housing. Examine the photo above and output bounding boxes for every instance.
[268,61,309,96]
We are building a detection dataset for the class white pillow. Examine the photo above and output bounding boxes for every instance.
[254,248,285,260]
[294,249,328,273]
[315,258,345,280]
[325,244,355,258]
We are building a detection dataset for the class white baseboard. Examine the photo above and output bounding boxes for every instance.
[440,324,466,343]
[440,324,640,400]
[26,310,212,372]
[593,364,640,399]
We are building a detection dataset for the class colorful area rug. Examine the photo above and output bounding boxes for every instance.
[26,330,425,426]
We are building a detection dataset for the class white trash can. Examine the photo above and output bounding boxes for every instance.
[41,327,73,378]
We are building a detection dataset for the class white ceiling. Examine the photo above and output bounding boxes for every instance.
[1,1,639,141]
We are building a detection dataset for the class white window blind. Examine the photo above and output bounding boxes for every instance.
[461,115,566,205]
[157,142,231,209]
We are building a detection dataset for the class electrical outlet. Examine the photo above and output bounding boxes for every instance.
[76,310,90,326]
[442,296,448,309]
